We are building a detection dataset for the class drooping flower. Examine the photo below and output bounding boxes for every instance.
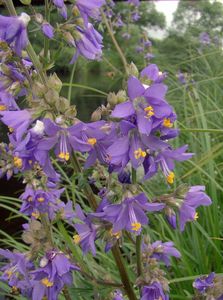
[76,0,105,25]
[178,185,212,231]
[141,282,169,300]
[71,23,103,62]
[52,0,67,19]
[73,205,98,255]
[149,240,181,266]
[102,193,165,235]
[31,250,79,300]
[199,32,211,45]
[112,289,124,300]
[41,22,54,39]
[193,272,215,293]
[0,13,30,55]
[177,71,186,85]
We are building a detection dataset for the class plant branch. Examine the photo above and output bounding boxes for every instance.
[101,10,128,75]
[136,235,142,277]
[67,62,77,104]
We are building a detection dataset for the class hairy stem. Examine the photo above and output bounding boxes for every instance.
[101,10,128,75]
[136,235,142,277]
[44,0,50,58]
[4,0,47,85]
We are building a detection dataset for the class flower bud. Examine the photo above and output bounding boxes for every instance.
[72,5,80,17]
[35,13,43,24]
[127,62,139,77]
[91,107,102,121]
[48,73,62,92]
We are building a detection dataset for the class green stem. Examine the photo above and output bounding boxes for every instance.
[80,270,123,287]
[67,62,77,103]
[101,10,128,75]
[4,0,47,85]
[136,235,142,277]
[63,83,108,96]
[44,0,50,58]
[112,244,137,300]
[180,128,223,133]
[132,168,137,184]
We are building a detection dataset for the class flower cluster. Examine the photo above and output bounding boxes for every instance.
[0,2,215,300]
[193,272,223,299]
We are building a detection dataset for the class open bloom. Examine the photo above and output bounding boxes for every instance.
[179,186,212,231]
[0,13,30,55]
[149,241,181,266]
[102,193,165,235]
[141,282,169,300]
[0,249,33,297]
[193,272,215,293]
[31,250,79,300]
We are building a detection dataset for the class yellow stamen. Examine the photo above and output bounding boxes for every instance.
[8,127,14,133]
[73,234,81,244]
[194,212,199,220]
[41,277,54,287]
[28,196,33,202]
[31,211,40,219]
[87,138,97,146]
[37,197,45,203]
[0,105,6,111]
[13,156,22,168]
[144,106,154,118]
[163,118,173,128]
[58,152,70,161]
[6,269,13,278]
[131,222,141,232]
[110,229,122,239]
[134,148,146,159]
[166,172,175,184]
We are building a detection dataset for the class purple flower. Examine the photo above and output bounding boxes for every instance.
[199,32,211,45]
[41,22,54,39]
[0,249,33,297]
[20,184,64,220]
[0,13,30,55]
[0,91,19,111]
[145,53,155,60]
[102,193,165,235]
[31,250,79,300]
[131,11,140,21]
[112,75,173,136]
[149,241,181,266]
[76,0,105,25]
[52,0,67,19]
[141,282,169,300]
[177,71,186,85]
[122,32,131,40]
[73,205,97,255]
[193,272,215,293]
[113,290,124,300]
[179,186,212,231]
[141,64,167,84]
[144,145,193,184]
[71,23,103,62]
[0,109,32,141]
[37,119,89,162]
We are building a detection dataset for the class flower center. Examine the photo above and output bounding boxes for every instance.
[131,222,141,232]
[163,118,173,128]
[13,156,23,169]
[0,105,6,111]
[6,269,13,278]
[41,277,54,287]
[194,212,199,220]
[73,234,81,244]
[8,127,14,133]
[31,211,40,219]
[58,152,70,161]
[11,286,19,294]
[166,172,175,184]
[87,138,97,146]
[134,148,146,159]
[37,197,45,203]
[144,106,154,118]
